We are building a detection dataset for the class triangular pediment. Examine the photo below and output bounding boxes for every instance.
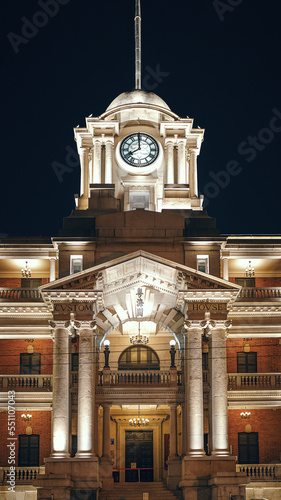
[40,250,240,293]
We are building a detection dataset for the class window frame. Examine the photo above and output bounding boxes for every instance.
[238,432,259,464]
[20,353,41,375]
[18,434,40,467]
[118,345,160,371]
[197,255,209,274]
[237,352,257,373]
[70,255,83,275]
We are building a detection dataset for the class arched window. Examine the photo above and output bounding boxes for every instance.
[118,345,160,370]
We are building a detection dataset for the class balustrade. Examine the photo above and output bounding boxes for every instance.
[0,288,43,301]
[236,464,277,480]
[0,375,52,391]
[238,287,281,299]
[228,373,281,390]
[98,370,182,386]
[0,466,45,484]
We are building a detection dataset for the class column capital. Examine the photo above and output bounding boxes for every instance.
[76,320,97,331]
[184,320,204,331]
[209,319,232,331]
[105,137,114,145]
[49,320,67,330]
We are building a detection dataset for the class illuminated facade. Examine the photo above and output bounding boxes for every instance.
[1,2,281,497]
[0,88,280,500]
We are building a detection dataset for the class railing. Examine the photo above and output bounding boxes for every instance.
[237,464,278,480]
[0,288,43,301]
[0,375,52,391]
[98,370,182,386]
[228,373,281,390]
[238,287,281,300]
[0,466,45,484]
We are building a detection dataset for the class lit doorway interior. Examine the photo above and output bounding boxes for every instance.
[125,430,153,482]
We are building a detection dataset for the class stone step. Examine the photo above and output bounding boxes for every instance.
[99,482,182,500]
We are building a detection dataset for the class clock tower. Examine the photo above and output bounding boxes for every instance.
[74,89,204,214]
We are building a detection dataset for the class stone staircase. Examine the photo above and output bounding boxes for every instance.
[99,482,183,500]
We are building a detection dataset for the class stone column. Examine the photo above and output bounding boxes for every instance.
[101,403,112,460]
[166,140,174,184]
[50,321,70,458]
[185,321,205,456]
[49,258,56,282]
[76,321,96,458]
[209,320,231,456]
[169,403,178,459]
[105,139,114,184]
[79,147,90,199]
[189,149,198,197]
[93,140,102,184]
[181,403,187,456]
[222,257,229,280]
[94,404,100,456]
[177,140,186,184]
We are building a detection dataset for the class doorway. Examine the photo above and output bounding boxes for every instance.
[125,430,153,482]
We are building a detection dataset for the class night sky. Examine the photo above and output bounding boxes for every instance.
[2,0,281,238]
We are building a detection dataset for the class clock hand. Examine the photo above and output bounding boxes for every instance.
[138,133,141,149]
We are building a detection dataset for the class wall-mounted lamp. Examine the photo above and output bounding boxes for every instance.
[169,339,176,368]
[103,340,110,368]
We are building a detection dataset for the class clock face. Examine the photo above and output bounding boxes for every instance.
[120,133,159,167]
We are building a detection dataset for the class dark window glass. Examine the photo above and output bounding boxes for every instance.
[20,353,41,374]
[21,278,42,288]
[19,435,39,466]
[71,435,77,457]
[238,432,259,464]
[202,352,208,371]
[235,278,255,288]
[237,352,257,373]
[72,353,79,372]
[118,346,160,370]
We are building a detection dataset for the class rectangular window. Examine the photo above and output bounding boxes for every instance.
[238,432,259,464]
[235,277,255,287]
[70,255,83,274]
[197,255,209,274]
[19,435,39,466]
[20,353,41,374]
[237,352,257,373]
[71,435,77,458]
[72,353,79,372]
[21,278,42,288]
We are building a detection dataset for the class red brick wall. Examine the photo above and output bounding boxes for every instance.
[229,277,281,286]
[0,411,51,466]
[0,340,53,375]
[227,338,281,373]
[0,278,21,287]
[0,278,49,287]
[228,409,281,463]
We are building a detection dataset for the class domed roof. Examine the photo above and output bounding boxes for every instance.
[106,90,171,111]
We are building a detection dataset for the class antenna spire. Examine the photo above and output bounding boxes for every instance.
[135,0,141,90]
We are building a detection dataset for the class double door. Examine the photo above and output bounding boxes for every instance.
[125,430,153,482]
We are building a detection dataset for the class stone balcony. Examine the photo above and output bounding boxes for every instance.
[237,287,281,301]
[228,373,281,390]
[236,463,281,481]
[0,374,52,391]
[97,368,182,387]
[0,466,45,485]
[0,288,43,302]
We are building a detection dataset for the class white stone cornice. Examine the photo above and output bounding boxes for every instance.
[227,390,281,409]
[0,305,51,317]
